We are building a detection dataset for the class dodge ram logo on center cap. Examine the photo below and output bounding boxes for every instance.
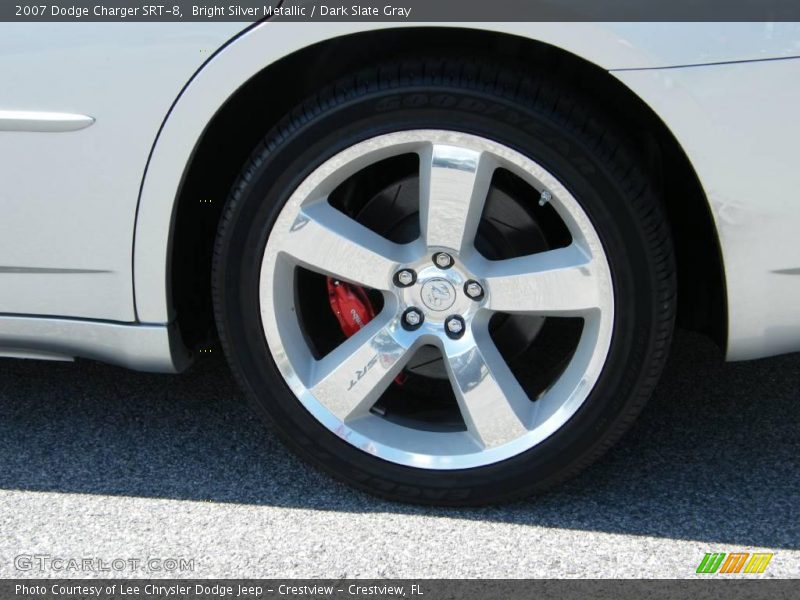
[420,278,457,311]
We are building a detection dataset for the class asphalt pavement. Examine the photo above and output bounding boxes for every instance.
[0,330,798,578]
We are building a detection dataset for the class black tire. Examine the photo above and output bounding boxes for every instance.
[212,58,676,505]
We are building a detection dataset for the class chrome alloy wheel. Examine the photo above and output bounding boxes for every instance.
[259,130,614,469]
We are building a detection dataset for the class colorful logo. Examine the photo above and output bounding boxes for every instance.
[696,552,773,574]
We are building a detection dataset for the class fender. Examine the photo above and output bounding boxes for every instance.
[132,22,800,362]
[132,21,673,324]
[614,59,800,360]
[133,21,665,323]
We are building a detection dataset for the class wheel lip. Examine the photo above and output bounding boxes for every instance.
[258,129,615,470]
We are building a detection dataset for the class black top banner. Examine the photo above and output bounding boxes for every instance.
[5,0,800,22]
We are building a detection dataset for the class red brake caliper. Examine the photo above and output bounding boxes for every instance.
[326,277,405,385]
[326,277,376,337]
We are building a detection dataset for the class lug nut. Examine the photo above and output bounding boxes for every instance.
[464,280,484,300]
[397,270,414,286]
[433,252,454,269]
[402,307,424,330]
[394,269,416,287]
[447,319,463,334]
[445,315,465,339]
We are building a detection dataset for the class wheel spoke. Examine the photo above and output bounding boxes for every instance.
[280,201,413,291]
[308,315,411,422]
[443,327,531,449]
[419,143,495,253]
[481,244,604,316]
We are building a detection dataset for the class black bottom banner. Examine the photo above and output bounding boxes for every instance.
[2,580,798,600]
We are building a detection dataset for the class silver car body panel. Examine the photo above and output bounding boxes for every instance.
[1,22,799,369]
[0,23,244,322]
[614,60,800,360]
[0,315,188,373]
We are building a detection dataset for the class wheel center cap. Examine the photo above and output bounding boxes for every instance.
[420,278,457,312]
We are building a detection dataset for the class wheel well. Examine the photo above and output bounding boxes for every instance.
[171,27,726,350]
